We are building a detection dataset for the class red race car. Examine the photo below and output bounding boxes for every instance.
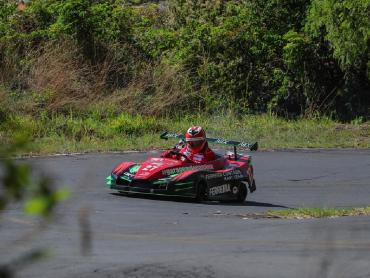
[106,132,258,202]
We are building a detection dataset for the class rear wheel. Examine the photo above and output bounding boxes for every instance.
[249,179,256,193]
[236,182,248,203]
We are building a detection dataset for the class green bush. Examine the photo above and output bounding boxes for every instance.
[0,0,369,119]
[305,0,370,119]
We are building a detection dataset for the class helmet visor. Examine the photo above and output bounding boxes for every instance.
[188,140,204,148]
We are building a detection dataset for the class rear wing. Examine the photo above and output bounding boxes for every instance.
[160,131,258,152]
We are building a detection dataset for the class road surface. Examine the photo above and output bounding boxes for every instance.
[1,149,370,278]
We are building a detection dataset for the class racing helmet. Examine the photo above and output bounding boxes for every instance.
[185,126,206,152]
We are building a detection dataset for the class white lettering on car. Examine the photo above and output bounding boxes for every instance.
[209,184,231,196]
[142,164,159,172]
[162,164,214,175]
[124,172,134,177]
[205,169,243,181]
[205,172,223,180]
[142,162,164,172]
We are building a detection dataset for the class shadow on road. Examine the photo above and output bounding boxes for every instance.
[111,193,289,208]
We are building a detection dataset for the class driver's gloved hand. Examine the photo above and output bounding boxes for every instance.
[175,139,185,150]
[160,149,181,160]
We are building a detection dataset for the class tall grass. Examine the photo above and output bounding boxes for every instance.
[1,105,369,155]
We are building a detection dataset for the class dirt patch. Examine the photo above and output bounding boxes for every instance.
[76,264,216,278]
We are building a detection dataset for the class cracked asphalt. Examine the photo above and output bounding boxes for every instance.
[1,149,370,278]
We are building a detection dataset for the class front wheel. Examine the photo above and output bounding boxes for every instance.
[196,180,208,202]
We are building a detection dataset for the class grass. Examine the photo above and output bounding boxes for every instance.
[265,207,370,219]
[1,110,369,155]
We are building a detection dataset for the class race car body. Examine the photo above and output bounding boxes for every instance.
[106,132,257,202]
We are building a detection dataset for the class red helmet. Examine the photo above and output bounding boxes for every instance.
[185,126,206,152]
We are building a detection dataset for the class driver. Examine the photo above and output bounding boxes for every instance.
[162,126,215,163]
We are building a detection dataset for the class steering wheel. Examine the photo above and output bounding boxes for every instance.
[169,150,189,161]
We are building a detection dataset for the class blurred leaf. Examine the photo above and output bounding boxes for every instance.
[53,188,70,202]
[24,189,70,216]
[24,197,48,215]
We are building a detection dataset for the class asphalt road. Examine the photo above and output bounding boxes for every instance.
[1,149,370,278]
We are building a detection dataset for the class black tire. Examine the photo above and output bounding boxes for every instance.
[196,180,208,202]
[249,179,256,193]
[236,182,247,203]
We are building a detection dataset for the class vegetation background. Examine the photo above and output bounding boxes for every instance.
[0,0,369,152]
[0,2,368,276]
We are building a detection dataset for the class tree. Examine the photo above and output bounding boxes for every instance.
[306,0,369,71]
[306,0,370,119]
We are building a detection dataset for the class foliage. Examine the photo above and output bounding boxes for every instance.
[0,133,69,215]
[306,0,370,70]
[0,101,69,277]
[0,0,369,119]
[0,1,14,38]
[0,106,369,154]
[275,30,344,116]
[109,113,164,135]
[46,0,135,60]
[164,0,361,116]
[1,91,68,216]
[305,0,370,119]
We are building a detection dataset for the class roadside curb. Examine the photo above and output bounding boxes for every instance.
[16,147,370,159]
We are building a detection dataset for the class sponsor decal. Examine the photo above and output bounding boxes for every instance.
[137,171,150,177]
[205,169,244,181]
[141,161,164,172]
[192,154,205,162]
[216,138,228,144]
[162,164,214,175]
[123,172,134,178]
[238,142,250,148]
[142,164,159,172]
[209,184,231,196]
[205,172,223,180]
